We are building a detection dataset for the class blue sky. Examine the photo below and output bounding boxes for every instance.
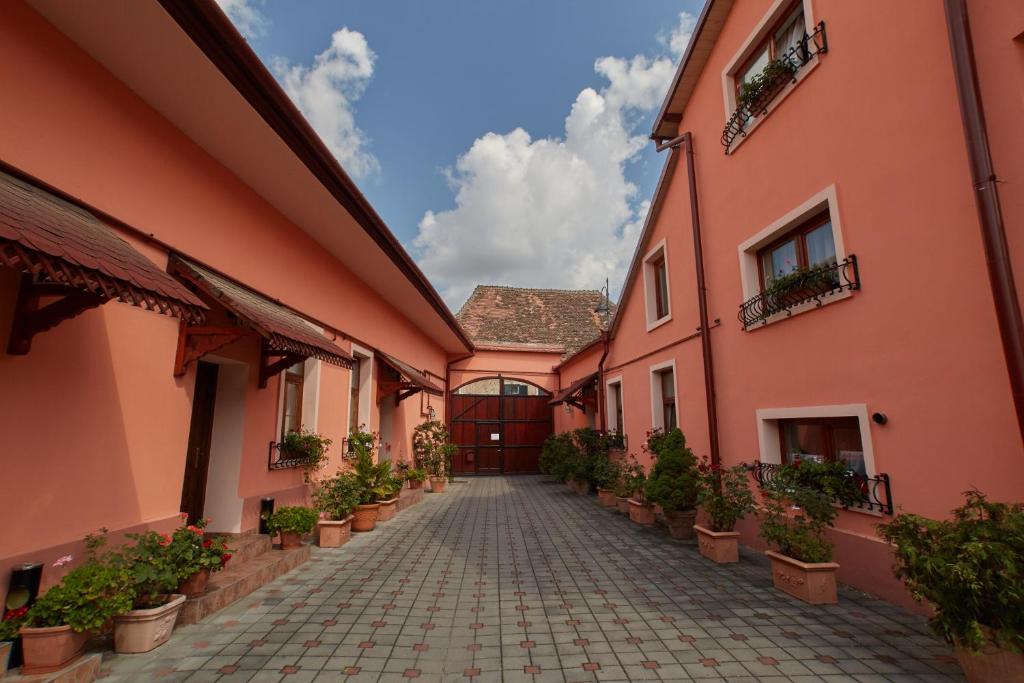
[218,0,702,306]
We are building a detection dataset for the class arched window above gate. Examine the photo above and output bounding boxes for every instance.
[453,377,550,396]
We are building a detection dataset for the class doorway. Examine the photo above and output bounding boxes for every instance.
[180,361,219,524]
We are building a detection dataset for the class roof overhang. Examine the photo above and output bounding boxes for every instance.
[549,372,599,408]
[377,351,444,404]
[651,0,734,141]
[0,167,207,354]
[25,0,473,354]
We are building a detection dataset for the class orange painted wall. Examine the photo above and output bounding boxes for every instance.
[449,349,562,394]
[602,0,1024,607]
[553,344,603,434]
[0,2,451,576]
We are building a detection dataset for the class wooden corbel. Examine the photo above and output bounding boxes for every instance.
[7,275,107,355]
[173,320,250,377]
[258,339,305,389]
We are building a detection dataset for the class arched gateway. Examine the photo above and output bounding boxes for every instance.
[449,377,553,474]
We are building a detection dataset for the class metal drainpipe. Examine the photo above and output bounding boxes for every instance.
[445,351,474,434]
[943,0,1024,446]
[655,132,721,468]
[597,330,610,432]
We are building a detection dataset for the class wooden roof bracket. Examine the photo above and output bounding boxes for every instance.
[258,338,305,389]
[173,319,252,377]
[7,273,107,355]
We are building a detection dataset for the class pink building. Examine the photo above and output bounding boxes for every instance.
[550,0,1024,607]
[0,0,468,585]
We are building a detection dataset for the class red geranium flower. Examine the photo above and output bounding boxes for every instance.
[159,533,172,547]
[203,540,212,548]
[221,553,232,566]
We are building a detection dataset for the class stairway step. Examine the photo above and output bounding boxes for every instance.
[219,533,272,565]
[176,544,310,626]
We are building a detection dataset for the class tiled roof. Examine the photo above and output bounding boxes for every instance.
[171,257,353,368]
[456,285,612,356]
[0,169,206,322]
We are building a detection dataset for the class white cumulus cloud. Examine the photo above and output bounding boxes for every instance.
[413,13,697,308]
[273,28,380,179]
[215,0,269,41]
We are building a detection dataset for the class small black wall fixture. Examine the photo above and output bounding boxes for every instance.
[872,412,888,425]
[258,498,275,535]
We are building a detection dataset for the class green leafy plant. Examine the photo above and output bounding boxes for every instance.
[540,433,577,483]
[696,459,755,532]
[441,443,457,481]
[404,468,427,482]
[643,429,701,513]
[312,472,362,521]
[279,428,332,481]
[737,58,797,113]
[267,506,319,535]
[618,455,647,501]
[162,516,230,582]
[25,532,133,632]
[346,428,378,458]
[757,459,859,563]
[351,443,391,504]
[0,609,26,640]
[878,490,1024,654]
[591,456,622,491]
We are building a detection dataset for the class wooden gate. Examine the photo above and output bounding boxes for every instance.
[449,377,553,475]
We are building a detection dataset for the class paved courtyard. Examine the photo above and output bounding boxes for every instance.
[102,477,964,682]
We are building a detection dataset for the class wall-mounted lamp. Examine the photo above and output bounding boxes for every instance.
[871,412,888,425]
[427,405,437,421]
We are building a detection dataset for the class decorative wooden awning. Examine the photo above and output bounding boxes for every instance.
[376,351,444,404]
[549,372,599,410]
[0,170,207,354]
[169,257,353,385]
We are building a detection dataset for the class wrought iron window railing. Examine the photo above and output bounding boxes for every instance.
[267,440,310,471]
[748,461,893,515]
[722,21,828,153]
[738,254,859,329]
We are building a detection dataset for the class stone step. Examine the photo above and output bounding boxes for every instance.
[219,533,272,565]
[5,653,102,683]
[176,543,310,626]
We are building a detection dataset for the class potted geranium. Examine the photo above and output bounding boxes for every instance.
[110,530,189,654]
[644,429,701,539]
[20,534,133,674]
[350,442,390,532]
[1,608,28,675]
[267,507,318,549]
[278,427,332,482]
[405,468,427,490]
[759,459,861,604]
[312,472,361,548]
[171,517,230,598]
[620,454,653,525]
[376,470,405,522]
[592,455,622,508]
[694,460,755,563]
[878,491,1023,681]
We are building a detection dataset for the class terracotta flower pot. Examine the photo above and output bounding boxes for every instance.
[317,516,353,548]
[113,594,186,654]
[377,497,399,522]
[664,509,698,540]
[596,488,617,507]
[616,496,630,514]
[279,531,303,550]
[1,640,12,675]
[430,477,447,493]
[178,567,210,598]
[19,625,89,675]
[628,499,656,526]
[352,503,380,532]
[955,633,1024,683]
[765,550,839,605]
[695,525,741,563]
[408,479,423,490]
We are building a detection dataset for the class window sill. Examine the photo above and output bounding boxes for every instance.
[646,314,672,332]
[726,57,819,156]
[743,287,852,331]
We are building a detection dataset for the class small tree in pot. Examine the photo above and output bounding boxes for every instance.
[592,456,622,508]
[312,472,361,548]
[349,442,391,531]
[644,429,700,539]
[878,491,1023,681]
[267,507,318,549]
[759,459,861,604]
[694,460,755,563]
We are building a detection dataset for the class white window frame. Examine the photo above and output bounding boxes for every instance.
[720,0,820,154]
[648,359,678,432]
[736,184,849,329]
[605,376,625,435]
[642,238,672,331]
[755,404,879,512]
[347,343,374,434]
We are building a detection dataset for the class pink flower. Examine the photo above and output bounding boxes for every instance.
[52,555,73,568]
[179,512,188,521]
[159,533,172,547]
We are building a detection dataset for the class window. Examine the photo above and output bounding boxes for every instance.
[281,361,304,437]
[454,378,549,396]
[757,211,836,289]
[610,382,624,435]
[778,416,865,475]
[734,3,807,99]
[643,240,671,329]
[660,370,677,432]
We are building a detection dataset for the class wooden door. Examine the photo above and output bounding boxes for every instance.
[475,422,503,475]
[180,361,219,524]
